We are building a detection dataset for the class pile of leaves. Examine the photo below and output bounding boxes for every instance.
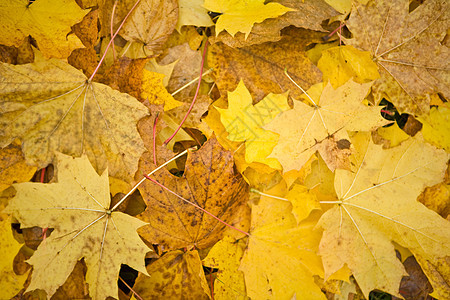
[0,0,449,299]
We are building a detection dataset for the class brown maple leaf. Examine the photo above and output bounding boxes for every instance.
[136,137,250,250]
[345,0,450,115]
[209,28,323,102]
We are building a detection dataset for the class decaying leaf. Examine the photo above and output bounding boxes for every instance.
[120,0,179,57]
[133,250,210,299]
[158,42,202,100]
[0,0,88,58]
[208,28,323,102]
[0,56,149,181]
[4,153,151,299]
[136,138,250,250]
[317,132,450,297]
[345,0,450,115]
[98,57,148,100]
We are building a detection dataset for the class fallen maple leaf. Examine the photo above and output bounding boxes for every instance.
[216,80,290,169]
[317,132,450,297]
[208,28,323,102]
[203,0,293,39]
[136,137,250,250]
[240,186,326,299]
[417,106,450,152]
[141,70,184,111]
[0,143,36,193]
[4,153,150,300]
[177,0,214,32]
[0,210,28,299]
[98,56,148,100]
[415,255,450,300]
[120,0,178,57]
[202,235,247,300]
[0,55,149,181]
[210,0,338,48]
[158,42,202,100]
[133,250,210,299]
[345,0,450,115]
[266,80,389,172]
[375,122,410,149]
[317,45,380,88]
[0,0,88,58]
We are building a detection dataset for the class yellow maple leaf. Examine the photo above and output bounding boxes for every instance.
[265,80,389,172]
[216,81,290,169]
[0,56,149,181]
[177,0,214,32]
[203,0,293,39]
[240,189,326,299]
[202,236,247,300]
[376,122,410,148]
[4,153,151,299]
[317,45,380,88]
[286,183,321,224]
[0,0,88,58]
[417,106,450,152]
[317,132,450,298]
[0,214,28,299]
[136,138,250,250]
[141,70,184,111]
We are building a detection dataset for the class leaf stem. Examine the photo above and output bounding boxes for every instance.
[170,68,213,97]
[119,276,144,300]
[40,167,46,183]
[88,0,141,82]
[284,69,318,107]
[145,176,249,236]
[110,0,118,61]
[163,40,209,145]
[250,188,290,202]
[152,112,159,165]
[111,148,194,212]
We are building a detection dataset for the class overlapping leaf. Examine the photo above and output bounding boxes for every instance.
[0,57,149,181]
[317,132,450,297]
[0,0,87,58]
[345,0,450,115]
[133,250,210,299]
[203,0,293,39]
[208,28,323,101]
[4,153,150,299]
[216,80,290,169]
[266,80,389,171]
[136,138,250,250]
[240,187,326,299]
